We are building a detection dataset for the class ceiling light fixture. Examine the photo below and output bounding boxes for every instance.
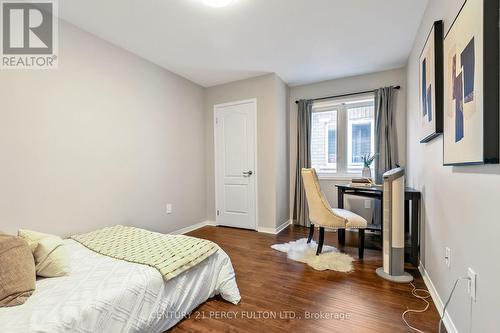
[202,0,233,8]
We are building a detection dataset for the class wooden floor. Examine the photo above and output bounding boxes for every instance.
[169,225,442,333]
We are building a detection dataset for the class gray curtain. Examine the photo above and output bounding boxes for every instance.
[374,87,398,225]
[374,86,398,183]
[293,99,313,227]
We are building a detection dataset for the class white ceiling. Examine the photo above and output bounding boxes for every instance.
[59,0,428,87]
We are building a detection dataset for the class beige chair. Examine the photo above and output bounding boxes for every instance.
[302,168,368,258]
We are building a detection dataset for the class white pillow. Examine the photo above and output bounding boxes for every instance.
[18,229,70,277]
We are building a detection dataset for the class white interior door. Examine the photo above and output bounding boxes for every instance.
[214,99,257,230]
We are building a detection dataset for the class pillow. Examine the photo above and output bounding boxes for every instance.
[18,229,70,277]
[0,234,36,307]
[17,229,54,252]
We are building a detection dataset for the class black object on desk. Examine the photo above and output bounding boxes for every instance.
[335,184,421,267]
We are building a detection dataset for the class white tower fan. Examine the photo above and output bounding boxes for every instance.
[376,167,413,283]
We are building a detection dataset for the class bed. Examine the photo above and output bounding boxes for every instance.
[0,238,241,333]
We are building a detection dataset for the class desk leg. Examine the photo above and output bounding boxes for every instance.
[405,200,410,232]
[337,189,344,209]
[404,199,409,263]
[378,198,383,250]
[337,189,346,246]
[380,199,383,230]
[411,198,420,267]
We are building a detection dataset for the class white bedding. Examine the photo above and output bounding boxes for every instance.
[0,239,241,333]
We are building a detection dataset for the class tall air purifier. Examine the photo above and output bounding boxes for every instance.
[376,167,413,283]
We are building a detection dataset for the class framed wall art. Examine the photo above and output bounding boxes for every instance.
[443,0,499,165]
[419,20,443,143]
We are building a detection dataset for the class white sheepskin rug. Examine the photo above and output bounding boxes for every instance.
[271,238,354,273]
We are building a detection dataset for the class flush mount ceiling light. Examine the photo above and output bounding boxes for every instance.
[202,0,233,8]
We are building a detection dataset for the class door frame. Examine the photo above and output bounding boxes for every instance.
[213,98,258,230]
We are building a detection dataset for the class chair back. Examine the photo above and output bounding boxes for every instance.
[301,168,344,227]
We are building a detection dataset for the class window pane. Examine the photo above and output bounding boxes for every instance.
[351,123,371,163]
[348,104,374,172]
[311,109,337,173]
[328,127,336,164]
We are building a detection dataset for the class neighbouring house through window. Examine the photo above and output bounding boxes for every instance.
[311,94,375,177]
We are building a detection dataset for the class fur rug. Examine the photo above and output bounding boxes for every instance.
[271,238,354,273]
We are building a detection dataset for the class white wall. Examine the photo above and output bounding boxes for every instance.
[0,21,206,237]
[406,1,500,332]
[289,68,407,220]
[204,73,289,230]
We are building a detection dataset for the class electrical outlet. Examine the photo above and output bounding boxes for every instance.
[468,268,477,301]
[445,247,451,268]
[166,203,173,214]
[364,200,371,209]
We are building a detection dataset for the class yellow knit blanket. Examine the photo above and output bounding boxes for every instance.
[71,225,219,281]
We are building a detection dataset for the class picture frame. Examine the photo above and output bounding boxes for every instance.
[419,20,443,143]
[443,0,499,165]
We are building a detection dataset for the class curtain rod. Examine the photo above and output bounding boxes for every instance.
[294,85,400,104]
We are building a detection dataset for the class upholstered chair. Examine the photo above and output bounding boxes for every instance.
[301,168,368,258]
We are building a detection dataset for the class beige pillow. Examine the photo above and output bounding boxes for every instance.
[18,229,70,277]
[0,234,36,307]
[17,229,54,252]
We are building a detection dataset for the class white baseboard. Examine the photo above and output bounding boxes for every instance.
[172,219,292,236]
[257,220,291,235]
[169,220,216,235]
[275,219,291,234]
[256,227,275,234]
[418,263,458,333]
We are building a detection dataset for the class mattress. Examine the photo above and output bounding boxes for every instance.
[0,239,241,333]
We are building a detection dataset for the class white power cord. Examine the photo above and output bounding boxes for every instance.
[438,277,470,333]
[401,276,471,333]
[402,282,431,333]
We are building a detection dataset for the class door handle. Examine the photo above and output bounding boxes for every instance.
[242,170,253,176]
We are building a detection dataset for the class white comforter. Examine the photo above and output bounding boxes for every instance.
[0,239,241,333]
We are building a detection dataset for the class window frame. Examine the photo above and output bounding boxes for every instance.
[310,94,375,179]
[310,105,339,175]
[346,101,376,173]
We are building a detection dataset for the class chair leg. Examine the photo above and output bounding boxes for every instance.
[307,224,315,243]
[338,229,346,246]
[316,227,325,255]
[358,229,365,259]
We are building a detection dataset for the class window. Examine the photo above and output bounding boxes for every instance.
[311,108,337,172]
[347,104,375,172]
[311,95,375,177]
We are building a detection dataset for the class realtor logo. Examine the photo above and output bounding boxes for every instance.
[1,0,58,69]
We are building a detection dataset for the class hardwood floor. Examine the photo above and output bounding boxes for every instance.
[169,225,443,333]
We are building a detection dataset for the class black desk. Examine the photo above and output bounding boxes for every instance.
[335,184,421,267]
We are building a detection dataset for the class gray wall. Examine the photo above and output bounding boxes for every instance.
[0,21,206,236]
[275,76,290,227]
[406,1,500,332]
[289,68,407,220]
[204,74,289,230]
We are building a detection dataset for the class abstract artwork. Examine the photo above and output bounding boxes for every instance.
[450,38,474,143]
[443,0,499,165]
[419,21,443,143]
